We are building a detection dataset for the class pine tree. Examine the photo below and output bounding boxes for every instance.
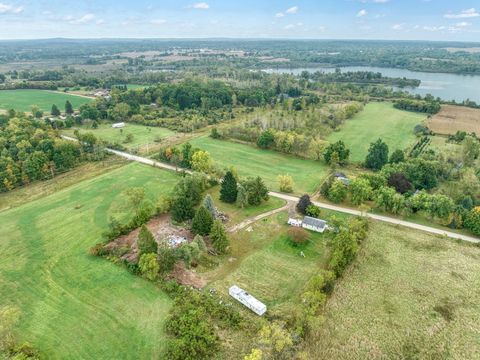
[236,184,248,208]
[65,100,73,114]
[210,219,229,254]
[220,171,238,203]
[137,225,158,256]
[191,206,214,236]
[51,104,60,116]
[171,195,195,222]
[203,194,216,217]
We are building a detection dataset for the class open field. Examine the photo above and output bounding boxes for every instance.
[305,221,480,359]
[204,212,329,315]
[427,105,480,135]
[0,89,92,112]
[63,123,176,151]
[0,163,180,359]
[328,102,427,162]
[188,136,330,194]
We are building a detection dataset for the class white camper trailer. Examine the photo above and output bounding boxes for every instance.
[229,286,266,316]
[112,122,125,129]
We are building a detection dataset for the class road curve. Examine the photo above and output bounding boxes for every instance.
[60,135,480,244]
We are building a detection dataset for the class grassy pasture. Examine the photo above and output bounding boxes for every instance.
[63,123,176,151]
[0,89,92,112]
[0,163,180,359]
[428,105,480,135]
[328,102,426,162]
[305,221,480,359]
[188,136,330,194]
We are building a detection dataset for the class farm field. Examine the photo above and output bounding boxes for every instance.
[188,136,330,194]
[63,123,176,151]
[305,221,480,359]
[328,102,426,162]
[427,105,480,135]
[204,212,329,315]
[0,163,180,359]
[0,89,92,112]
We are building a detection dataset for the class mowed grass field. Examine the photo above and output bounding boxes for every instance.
[188,136,330,194]
[306,221,480,359]
[0,89,92,112]
[0,163,180,359]
[63,123,176,150]
[328,102,427,162]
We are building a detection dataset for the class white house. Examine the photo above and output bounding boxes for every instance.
[112,122,125,129]
[229,286,267,316]
[288,218,302,227]
[301,216,328,233]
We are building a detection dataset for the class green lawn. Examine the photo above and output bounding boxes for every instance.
[63,123,176,151]
[328,102,427,162]
[205,212,329,315]
[0,89,92,112]
[0,163,180,359]
[305,221,480,359]
[189,137,330,194]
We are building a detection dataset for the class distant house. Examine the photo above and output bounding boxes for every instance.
[112,122,125,129]
[301,216,328,233]
[334,172,350,186]
[288,218,302,227]
[229,286,267,316]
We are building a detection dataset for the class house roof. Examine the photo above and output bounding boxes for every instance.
[334,172,347,178]
[303,216,327,228]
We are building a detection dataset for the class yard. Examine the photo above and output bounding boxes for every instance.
[188,136,330,194]
[0,89,92,112]
[328,102,427,162]
[304,221,480,359]
[0,163,180,359]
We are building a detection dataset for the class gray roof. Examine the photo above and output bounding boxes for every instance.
[303,216,327,228]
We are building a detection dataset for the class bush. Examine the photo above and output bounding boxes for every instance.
[328,180,348,203]
[277,174,294,193]
[306,204,321,218]
[287,227,310,246]
[297,194,312,215]
[210,220,229,254]
[138,253,159,281]
[465,207,480,236]
[137,225,158,257]
[388,172,413,194]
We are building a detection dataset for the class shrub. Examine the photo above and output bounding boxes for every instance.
[210,220,229,254]
[138,253,159,281]
[388,172,413,194]
[277,174,294,193]
[137,225,158,257]
[306,204,321,218]
[287,227,310,246]
[465,207,480,235]
[328,180,348,203]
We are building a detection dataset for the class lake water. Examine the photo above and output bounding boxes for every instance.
[264,66,480,103]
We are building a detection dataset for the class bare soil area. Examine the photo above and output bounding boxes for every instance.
[427,105,480,135]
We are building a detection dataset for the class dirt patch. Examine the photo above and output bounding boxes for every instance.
[169,262,207,289]
[105,214,193,263]
[428,105,480,135]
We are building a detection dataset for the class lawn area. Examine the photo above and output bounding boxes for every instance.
[0,89,92,112]
[328,102,427,162]
[204,212,329,315]
[0,163,180,359]
[305,221,480,359]
[188,136,330,194]
[63,123,176,151]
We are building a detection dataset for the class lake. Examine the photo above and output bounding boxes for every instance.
[264,66,480,103]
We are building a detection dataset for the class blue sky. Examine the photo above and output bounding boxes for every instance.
[0,0,479,41]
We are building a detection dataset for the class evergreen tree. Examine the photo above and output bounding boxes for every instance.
[138,253,159,281]
[51,104,60,116]
[236,184,248,208]
[137,225,157,256]
[220,171,237,203]
[243,176,269,206]
[171,195,195,222]
[203,194,216,217]
[191,206,214,236]
[65,100,73,114]
[365,139,389,171]
[158,246,176,273]
[210,219,229,254]
[297,194,312,215]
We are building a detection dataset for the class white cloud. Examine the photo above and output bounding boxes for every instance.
[69,14,96,25]
[456,21,471,27]
[357,9,367,17]
[392,23,405,30]
[150,19,167,25]
[275,12,284,18]
[286,6,298,14]
[0,3,24,14]
[284,22,303,30]
[444,8,479,19]
[190,2,209,10]
[423,25,446,31]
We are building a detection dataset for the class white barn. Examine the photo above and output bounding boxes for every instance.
[112,122,125,129]
[301,216,327,233]
[229,286,267,316]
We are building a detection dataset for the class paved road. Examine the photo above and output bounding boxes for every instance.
[61,135,480,244]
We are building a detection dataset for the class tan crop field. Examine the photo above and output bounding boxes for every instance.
[427,105,480,135]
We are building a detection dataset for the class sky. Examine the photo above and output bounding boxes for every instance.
[0,0,479,41]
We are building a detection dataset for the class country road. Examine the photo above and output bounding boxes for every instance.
[61,135,480,244]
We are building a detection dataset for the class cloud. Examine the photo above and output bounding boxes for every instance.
[0,3,24,14]
[392,23,405,30]
[423,25,446,31]
[275,12,284,18]
[357,9,367,17]
[189,2,209,10]
[284,22,303,30]
[68,14,96,25]
[150,19,167,25]
[444,8,479,19]
[286,6,298,14]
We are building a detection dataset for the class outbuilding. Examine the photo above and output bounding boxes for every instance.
[302,216,327,233]
[229,286,267,316]
[112,122,125,129]
[288,218,303,227]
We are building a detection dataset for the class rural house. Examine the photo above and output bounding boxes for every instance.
[229,286,267,316]
[301,216,328,233]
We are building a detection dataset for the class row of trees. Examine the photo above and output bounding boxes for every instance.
[220,171,270,208]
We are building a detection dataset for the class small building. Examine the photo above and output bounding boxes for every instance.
[288,218,303,227]
[334,172,350,186]
[302,216,327,233]
[112,122,125,129]
[229,286,267,316]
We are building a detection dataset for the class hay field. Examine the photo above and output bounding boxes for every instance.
[428,105,480,135]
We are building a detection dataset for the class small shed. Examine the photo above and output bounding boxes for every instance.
[302,216,327,233]
[334,173,350,186]
[112,122,125,129]
[229,286,267,316]
[288,218,303,227]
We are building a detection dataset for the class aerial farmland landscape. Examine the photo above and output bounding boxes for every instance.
[1,1,480,359]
